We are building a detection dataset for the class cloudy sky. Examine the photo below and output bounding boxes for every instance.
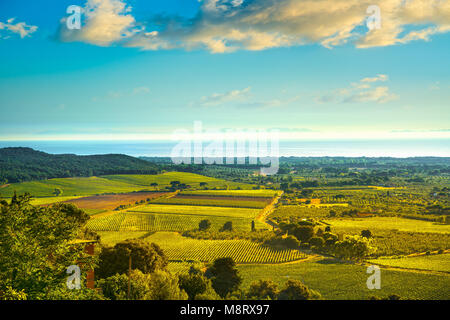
[0,0,449,141]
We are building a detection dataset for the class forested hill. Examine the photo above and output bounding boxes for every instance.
[0,147,160,183]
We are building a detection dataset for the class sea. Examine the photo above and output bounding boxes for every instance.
[0,139,449,158]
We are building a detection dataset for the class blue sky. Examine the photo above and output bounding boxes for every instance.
[0,0,449,141]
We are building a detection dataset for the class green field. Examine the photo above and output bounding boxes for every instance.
[0,172,253,197]
[130,204,261,219]
[150,197,268,209]
[237,260,450,300]
[97,231,152,245]
[368,254,450,273]
[28,196,83,205]
[143,232,307,264]
[323,217,450,234]
[88,211,267,233]
[180,190,281,198]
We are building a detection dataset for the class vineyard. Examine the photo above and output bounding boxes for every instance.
[150,196,268,209]
[143,232,307,263]
[87,211,267,232]
[180,190,281,198]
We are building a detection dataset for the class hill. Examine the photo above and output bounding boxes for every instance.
[0,147,160,183]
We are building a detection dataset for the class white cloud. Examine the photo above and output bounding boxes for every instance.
[60,0,138,46]
[198,87,251,107]
[0,18,38,39]
[58,0,450,52]
[318,75,398,104]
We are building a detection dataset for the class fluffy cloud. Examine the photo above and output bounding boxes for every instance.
[0,18,38,39]
[59,0,138,46]
[59,0,450,52]
[318,74,398,104]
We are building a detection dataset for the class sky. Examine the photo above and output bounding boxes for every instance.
[0,0,449,142]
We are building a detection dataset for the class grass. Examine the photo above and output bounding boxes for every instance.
[143,232,307,264]
[368,253,450,273]
[237,259,450,300]
[0,172,253,197]
[323,216,450,234]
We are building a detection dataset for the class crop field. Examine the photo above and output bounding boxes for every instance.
[0,172,252,197]
[370,231,450,257]
[97,231,152,245]
[368,253,450,273]
[102,172,253,189]
[180,190,281,198]
[150,196,268,209]
[270,205,350,219]
[62,192,168,210]
[143,232,307,263]
[237,259,450,300]
[130,204,261,219]
[87,211,267,232]
[323,217,450,234]
[28,196,83,206]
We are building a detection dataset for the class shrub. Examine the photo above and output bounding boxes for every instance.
[96,239,168,279]
[278,280,321,300]
[247,279,279,300]
[310,237,325,248]
[199,219,212,231]
[361,229,372,238]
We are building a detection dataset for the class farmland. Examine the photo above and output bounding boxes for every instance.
[142,232,307,264]
[150,196,269,208]
[368,253,450,273]
[237,259,450,300]
[0,172,253,197]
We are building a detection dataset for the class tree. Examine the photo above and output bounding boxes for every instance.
[333,235,373,261]
[150,182,158,187]
[310,237,325,248]
[0,193,94,300]
[220,221,233,232]
[178,273,215,300]
[96,239,168,279]
[293,225,314,243]
[199,219,212,231]
[199,182,208,187]
[53,187,63,197]
[247,279,279,300]
[278,279,321,300]
[97,270,187,300]
[206,258,241,298]
[361,229,372,238]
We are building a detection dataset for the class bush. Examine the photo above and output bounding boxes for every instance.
[220,221,233,232]
[96,239,168,279]
[278,280,321,300]
[310,237,325,248]
[247,279,279,300]
[199,219,211,231]
[361,229,372,238]
[333,235,374,261]
[293,225,314,243]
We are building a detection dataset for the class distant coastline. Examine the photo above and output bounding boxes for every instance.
[0,139,449,158]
